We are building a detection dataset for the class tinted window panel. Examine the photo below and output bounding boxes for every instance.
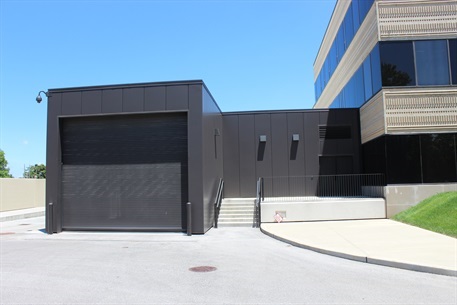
[354,66,365,107]
[386,135,421,183]
[380,41,416,86]
[336,27,345,63]
[359,0,374,23]
[362,136,386,175]
[329,42,337,77]
[370,44,382,93]
[449,39,457,85]
[415,40,450,85]
[345,76,356,108]
[343,5,354,50]
[421,134,457,183]
[352,1,360,33]
[363,56,373,101]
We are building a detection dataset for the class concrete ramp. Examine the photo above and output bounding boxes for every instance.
[261,198,386,223]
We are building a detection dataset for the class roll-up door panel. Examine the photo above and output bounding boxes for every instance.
[60,113,188,231]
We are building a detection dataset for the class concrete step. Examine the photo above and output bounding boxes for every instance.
[218,217,254,222]
[220,210,254,214]
[218,213,254,219]
[220,207,255,212]
[221,198,255,205]
[217,198,256,227]
[217,222,254,228]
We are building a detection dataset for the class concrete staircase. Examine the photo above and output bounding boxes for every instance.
[217,198,256,227]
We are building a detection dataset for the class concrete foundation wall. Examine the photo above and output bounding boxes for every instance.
[385,184,457,217]
[0,178,46,212]
[261,198,386,223]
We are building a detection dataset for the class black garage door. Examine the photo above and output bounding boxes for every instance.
[60,112,188,231]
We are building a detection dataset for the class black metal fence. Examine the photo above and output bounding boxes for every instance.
[261,174,385,202]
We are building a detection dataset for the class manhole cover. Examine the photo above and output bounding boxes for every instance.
[0,232,15,235]
[189,266,217,272]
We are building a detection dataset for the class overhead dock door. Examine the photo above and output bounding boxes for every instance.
[60,112,188,231]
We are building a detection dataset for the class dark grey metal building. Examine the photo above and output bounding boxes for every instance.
[46,81,223,234]
[45,80,361,234]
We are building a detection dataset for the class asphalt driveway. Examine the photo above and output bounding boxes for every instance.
[1,217,456,304]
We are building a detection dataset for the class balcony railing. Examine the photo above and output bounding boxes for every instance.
[260,174,385,202]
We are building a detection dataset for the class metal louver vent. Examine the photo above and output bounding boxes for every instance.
[319,125,352,139]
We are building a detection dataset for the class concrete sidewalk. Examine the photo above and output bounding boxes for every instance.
[0,207,45,222]
[261,219,457,277]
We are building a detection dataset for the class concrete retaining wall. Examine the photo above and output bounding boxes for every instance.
[385,183,457,217]
[0,178,45,212]
[261,198,386,223]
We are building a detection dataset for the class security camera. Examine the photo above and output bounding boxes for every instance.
[36,91,49,103]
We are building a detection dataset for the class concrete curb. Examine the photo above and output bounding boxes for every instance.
[0,208,45,222]
[260,227,457,277]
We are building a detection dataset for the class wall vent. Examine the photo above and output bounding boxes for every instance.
[319,126,352,140]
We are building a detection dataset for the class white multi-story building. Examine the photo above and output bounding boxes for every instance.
[313,0,457,214]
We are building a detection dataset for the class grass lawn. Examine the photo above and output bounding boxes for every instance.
[392,191,457,238]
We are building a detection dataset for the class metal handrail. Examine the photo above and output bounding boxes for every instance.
[213,178,224,228]
[260,173,385,201]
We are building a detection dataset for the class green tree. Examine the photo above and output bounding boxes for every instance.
[24,164,46,179]
[0,149,13,178]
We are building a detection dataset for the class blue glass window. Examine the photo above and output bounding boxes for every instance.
[329,42,337,77]
[370,44,382,94]
[358,0,374,24]
[380,41,415,86]
[343,5,354,51]
[345,79,355,108]
[336,27,345,63]
[352,1,360,33]
[354,66,365,107]
[363,56,372,101]
[415,40,450,85]
[448,39,456,85]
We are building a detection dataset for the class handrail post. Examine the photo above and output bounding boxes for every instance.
[261,177,264,202]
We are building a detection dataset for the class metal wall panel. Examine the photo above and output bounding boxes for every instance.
[46,93,62,233]
[122,87,144,112]
[304,112,320,176]
[145,86,166,111]
[82,91,102,114]
[271,113,289,177]
[222,115,240,198]
[255,114,273,192]
[201,87,223,232]
[187,84,203,233]
[61,92,81,115]
[102,89,123,113]
[238,115,256,197]
[167,85,188,110]
[222,109,361,198]
[287,113,306,177]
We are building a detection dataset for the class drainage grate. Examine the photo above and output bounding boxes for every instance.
[189,266,217,273]
[0,232,15,235]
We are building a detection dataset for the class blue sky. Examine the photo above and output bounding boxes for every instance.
[0,0,336,178]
